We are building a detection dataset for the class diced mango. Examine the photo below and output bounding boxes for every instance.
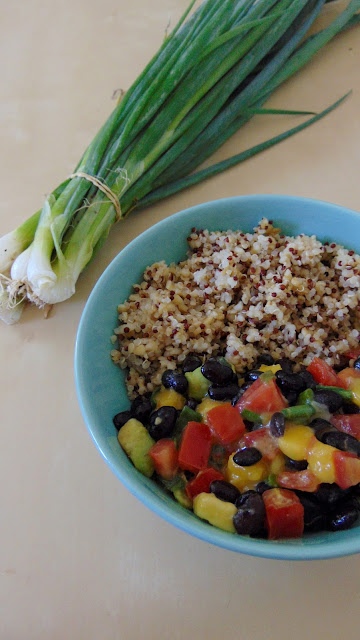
[226,453,269,491]
[278,424,314,461]
[155,387,186,411]
[307,436,336,484]
[193,492,236,533]
[350,379,360,407]
[258,364,282,374]
[270,451,286,476]
[196,397,225,420]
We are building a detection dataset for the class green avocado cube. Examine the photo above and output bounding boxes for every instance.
[185,366,210,401]
[118,418,155,477]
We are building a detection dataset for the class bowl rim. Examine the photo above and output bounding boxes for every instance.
[75,194,360,560]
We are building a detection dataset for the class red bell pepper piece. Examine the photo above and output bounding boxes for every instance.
[149,439,178,480]
[185,468,224,500]
[333,450,360,489]
[207,403,246,445]
[178,421,212,473]
[243,427,280,461]
[277,469,319,493]
[236,377,287,415]
[307,357,343,388]
[263,488,304,539]
[331,414,360,440]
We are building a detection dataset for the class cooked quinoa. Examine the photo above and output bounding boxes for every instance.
[111,218,360,398]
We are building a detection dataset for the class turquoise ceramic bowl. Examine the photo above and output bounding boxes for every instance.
[75,195,360,560]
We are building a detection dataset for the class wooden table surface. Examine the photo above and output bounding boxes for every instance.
[1,1,360,638]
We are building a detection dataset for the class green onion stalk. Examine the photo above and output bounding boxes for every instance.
[1,0,359,324]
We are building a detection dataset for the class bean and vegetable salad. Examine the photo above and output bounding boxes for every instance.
[112,221,360,540]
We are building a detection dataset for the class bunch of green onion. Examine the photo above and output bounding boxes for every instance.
[1,0,359,324]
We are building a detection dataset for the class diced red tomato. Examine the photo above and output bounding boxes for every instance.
[243,427,280,461]
[178,421,212,473]
[337,367,360,390]
[333,450,360,489]
[236,377,288,415]
[207,403,246,445]
[263,488,304,539]
[331,414,360,440]
[149,439,178,480]
[344,348,360,360]
[307,357,343,388]
[185,468,225,500]
[277,469,319,493]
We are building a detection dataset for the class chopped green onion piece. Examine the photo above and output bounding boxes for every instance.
[281,405,315,422]
[297,389,315,405]
[316,385,353,400]
[241,409,263,424]
[265,473,278,488]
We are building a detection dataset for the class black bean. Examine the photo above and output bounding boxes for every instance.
[310,417,334,432]
[297,369,317,391]
[313,389,343,413]
[130,395,153,423]
[208,383,239,401]
[342,402,360,414]
[297,494,326,532]
[235,489,258,508]
[315,483,350,508]
[351,483,360,498]
[320,431,360,457]
[185,397,198,411]
[333,355,350,372]
[270,412,285,438]
[148,406,178,440]
[210,480,240,504]
[244,419,262,432]
[327,501,359,531]
[182,353,202,373]
[201,360,234,385]
[113,410,132,430]
[277,358,293,374]
[354,356,360,371]
[233,492,266,536]
[275,370,305,393]
[161,370,188,394]
[244,370,262,383]
[233,447,262,466]
[285,391,299,406]
[255,481,273,495]
[256,353,275,366]
[285,457,308,471]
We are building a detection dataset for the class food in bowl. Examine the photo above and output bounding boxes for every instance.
[110,218,360,540]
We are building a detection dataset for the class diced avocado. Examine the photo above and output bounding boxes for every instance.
[173,405,202,444]
[185,366,210,401]
[155,386,186,410]
[193,492,236,533]
[117,418,155,477]
[173,488,192,509]
[150,387,161,408]
[160,474,186,492]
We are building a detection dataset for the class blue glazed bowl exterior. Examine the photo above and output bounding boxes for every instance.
[75,195,360,560]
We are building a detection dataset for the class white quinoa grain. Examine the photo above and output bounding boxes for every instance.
[111,219,360,398]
